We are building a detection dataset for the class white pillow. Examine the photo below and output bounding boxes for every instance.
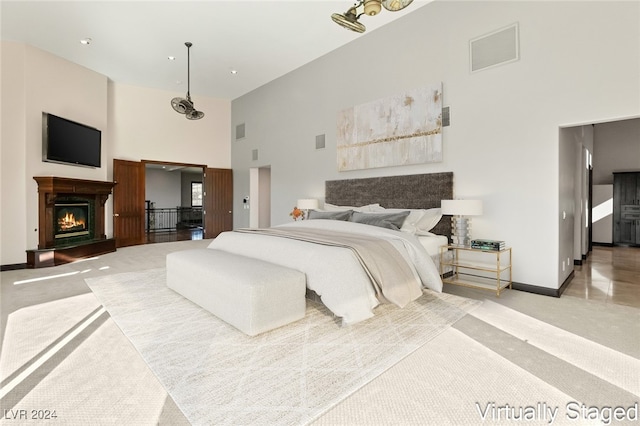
[415,208,443,233]
[323,202,381,213]
[377,207,442,234]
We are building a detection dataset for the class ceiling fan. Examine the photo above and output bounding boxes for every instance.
[331,0,414,33]
[171,42,204,120]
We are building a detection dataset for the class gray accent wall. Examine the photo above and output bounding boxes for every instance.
[230,1,639,291]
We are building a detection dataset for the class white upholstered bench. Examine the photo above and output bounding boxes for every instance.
[166,248,306,336]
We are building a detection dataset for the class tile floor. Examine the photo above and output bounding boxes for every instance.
[564,246,640,308]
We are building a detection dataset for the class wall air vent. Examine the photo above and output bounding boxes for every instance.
[252,149,258,161]
[316,134,326,150]
[442,106,450,127]
[236,123,246,140]
[470,23,519,73]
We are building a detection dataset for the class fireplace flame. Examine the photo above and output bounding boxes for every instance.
[58,212,86,231]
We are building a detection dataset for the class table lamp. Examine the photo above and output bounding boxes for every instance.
[441,199,483,247]
[297,199,319,219]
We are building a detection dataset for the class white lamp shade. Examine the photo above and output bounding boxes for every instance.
[441,199,483,216]
[297,199,319,210]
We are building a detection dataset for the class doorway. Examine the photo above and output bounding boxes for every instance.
[560,117,639,287]
[113,159,233,247]
[249,166,271,228]
[144,162,204,243]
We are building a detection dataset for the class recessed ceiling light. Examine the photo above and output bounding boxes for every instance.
[168,56,175,61]
[230,69,238,75]
[80,38,92,45]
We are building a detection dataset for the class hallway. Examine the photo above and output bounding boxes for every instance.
[564,246,640,308]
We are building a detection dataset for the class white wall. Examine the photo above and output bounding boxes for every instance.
[1,42,108,265]
[593,118,640,185]
[107,82,230,167]
[145,168,181,208]
[559,124,593,280]
[231,1,640,290]
[0,42,232,265]
[559,127,578,283]
[1,42,27,266]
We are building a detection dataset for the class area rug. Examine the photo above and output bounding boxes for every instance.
[85,268,480,425]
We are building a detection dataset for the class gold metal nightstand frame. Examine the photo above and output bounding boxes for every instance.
[440,245,512,296]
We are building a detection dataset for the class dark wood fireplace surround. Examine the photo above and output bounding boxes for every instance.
[28,176,116,268]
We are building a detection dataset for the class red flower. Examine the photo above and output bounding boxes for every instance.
[289,207,304,221]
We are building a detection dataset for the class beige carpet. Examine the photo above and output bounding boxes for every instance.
[85,268,480,426]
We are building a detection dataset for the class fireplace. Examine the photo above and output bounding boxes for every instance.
[54,201,92,242]
[29,176,116,268]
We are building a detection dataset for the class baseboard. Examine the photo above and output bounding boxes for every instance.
[1,263,28,271]
[557,270,575,296]
[511,279,567,298]
[592,242,614,247]
[513,271,575,297]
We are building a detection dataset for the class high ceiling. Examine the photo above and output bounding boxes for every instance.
[1,1,429,100]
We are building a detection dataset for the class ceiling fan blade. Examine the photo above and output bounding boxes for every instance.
[171,97,193,114]
[186,109,205,120]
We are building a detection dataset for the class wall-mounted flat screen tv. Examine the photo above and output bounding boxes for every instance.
[42,112,102,168]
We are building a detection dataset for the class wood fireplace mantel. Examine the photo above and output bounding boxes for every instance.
[29,176,116,268]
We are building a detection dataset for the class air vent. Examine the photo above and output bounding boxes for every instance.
[252,149,258,161]
[442,106,450,127]
[316,134,326,150]
[470,23,519,72]
[236,123,246,140]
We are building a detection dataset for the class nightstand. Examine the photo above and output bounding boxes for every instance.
[439,245,512,296]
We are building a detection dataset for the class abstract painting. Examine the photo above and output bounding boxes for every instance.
[336,83,443,171]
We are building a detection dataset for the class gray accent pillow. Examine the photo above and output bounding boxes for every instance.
[350,211,410,231]
[307,209,353,221]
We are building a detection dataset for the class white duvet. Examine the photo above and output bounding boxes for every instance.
[208,219,443,325]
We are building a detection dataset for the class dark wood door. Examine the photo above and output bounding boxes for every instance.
[613,172,640,246]
[113,159,145,247]
[203,168,233,239]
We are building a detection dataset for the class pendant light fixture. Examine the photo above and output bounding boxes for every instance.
[170,42,204,120]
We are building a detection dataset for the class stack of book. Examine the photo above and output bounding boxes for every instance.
[471,239,505,251]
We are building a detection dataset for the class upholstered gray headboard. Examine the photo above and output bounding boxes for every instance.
[325,172,453,238]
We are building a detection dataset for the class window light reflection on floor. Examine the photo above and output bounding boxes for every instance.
[13,271,80,285]
[12,256,106,285]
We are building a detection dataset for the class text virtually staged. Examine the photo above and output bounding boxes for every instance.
[475,401,638,424]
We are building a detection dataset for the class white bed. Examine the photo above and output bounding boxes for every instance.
[417,233,449,256]
[211,172,454,325]
[209,219,444,325]
[417,233,451,271]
